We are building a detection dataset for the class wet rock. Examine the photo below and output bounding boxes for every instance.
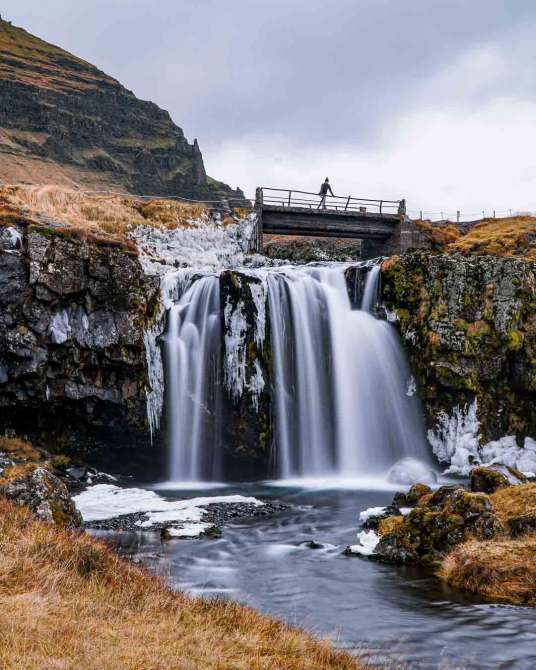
[374,485,502,565]
[392,483,432,508]
[361,505,401,531]
[381,252,536,448]
[471,464,527,494]
[0,226,161,462]
[0,464,82,528]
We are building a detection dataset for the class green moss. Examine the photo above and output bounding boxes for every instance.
[507,329,523,351]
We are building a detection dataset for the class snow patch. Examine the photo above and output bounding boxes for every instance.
[6,226,22,249]
[359,506,386,523]
[406,376,417,397]
[74,484,263,538]
[49,310,71,344]
[348,530,380,556]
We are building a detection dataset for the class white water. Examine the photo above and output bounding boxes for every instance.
[267,265,429,478]
[164,275,223,481]
[164,263,429,482]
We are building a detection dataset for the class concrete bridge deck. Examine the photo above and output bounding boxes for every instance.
[253,187,422,255]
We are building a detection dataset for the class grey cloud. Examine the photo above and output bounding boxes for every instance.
[4,0,536,150]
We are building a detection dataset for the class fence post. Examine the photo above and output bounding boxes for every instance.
[288,190,292,207]
[457,210,460,223]
[379,200,383,214]
[420,210,423,220]
[344,196,351,211]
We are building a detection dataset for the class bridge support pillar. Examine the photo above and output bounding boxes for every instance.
[253,187,264,253]
[362,216,429,259]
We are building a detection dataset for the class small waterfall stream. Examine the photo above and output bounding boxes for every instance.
[162,263,428,483]
[163,276,223,482]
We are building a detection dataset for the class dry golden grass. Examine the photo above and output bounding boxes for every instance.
[438,536,536,607]
[449,216,536,259]
[490,483,536,527]
[0,184,209,244]
[414,220,461,250]
[0,436,41,463]
[0,499,363,670]
[377,516,404,536]
[438,484,536,606]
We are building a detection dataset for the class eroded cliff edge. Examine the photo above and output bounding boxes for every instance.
[381,252,535,461]
[0,222,160,468]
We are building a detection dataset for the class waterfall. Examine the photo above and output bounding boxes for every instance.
[164,276,222,482]
[268,265,428,478]
[163,263,428,483]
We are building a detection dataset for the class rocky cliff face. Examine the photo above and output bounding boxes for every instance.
[0,19,244,203]
[381,252,535,449]
[0,219,160,471]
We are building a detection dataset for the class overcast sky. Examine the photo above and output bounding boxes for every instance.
[4,1,536,218]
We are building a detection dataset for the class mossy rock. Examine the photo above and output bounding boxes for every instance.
[0,463,82,528]
[375,486,502,565]
[471,464,527,494]
[393,483,432,507]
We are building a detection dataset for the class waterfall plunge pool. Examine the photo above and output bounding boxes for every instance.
[92,482,536,670]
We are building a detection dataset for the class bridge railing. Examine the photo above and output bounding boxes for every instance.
[257,187,403,215]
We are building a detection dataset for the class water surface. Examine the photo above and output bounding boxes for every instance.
[94,485,536,670]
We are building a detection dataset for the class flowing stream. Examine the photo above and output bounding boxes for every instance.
[163,263,429,483]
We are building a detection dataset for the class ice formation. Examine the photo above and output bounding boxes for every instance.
[427,400,481,475]
[49,310,71,345]
[223,298,248,401]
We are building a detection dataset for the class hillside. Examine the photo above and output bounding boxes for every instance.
[0,18,244,203]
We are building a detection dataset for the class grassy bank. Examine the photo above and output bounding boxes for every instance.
[438,484,536,606]
[0,499,362,670]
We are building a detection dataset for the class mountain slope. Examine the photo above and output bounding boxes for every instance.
[0,18,244,203]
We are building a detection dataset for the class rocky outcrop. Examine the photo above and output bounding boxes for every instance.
[369,485,502,565]
[220,270,272,477]
[0,220,160,469]
[381,252,536,448]
[0,19,245,204]
[0,463,82,528]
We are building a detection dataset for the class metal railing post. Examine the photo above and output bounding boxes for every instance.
[344,196,351,211]
[288,190,292,207]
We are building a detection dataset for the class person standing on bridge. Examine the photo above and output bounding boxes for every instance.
[317,177,334,209]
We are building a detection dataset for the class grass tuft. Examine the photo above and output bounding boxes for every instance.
[0,499,363,670]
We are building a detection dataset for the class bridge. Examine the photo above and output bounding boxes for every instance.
[252,187,423,256]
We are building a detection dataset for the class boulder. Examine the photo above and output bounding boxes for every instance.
[0,464,82,528]
[392,483,432,508]
[471,464,527,494]
[375,485,502,565]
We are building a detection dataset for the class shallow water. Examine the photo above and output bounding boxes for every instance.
[93,484,536,670]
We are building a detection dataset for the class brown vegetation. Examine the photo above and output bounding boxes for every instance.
[439,537,536,606]
[438,484,536,606]
[0,184,210,244]
[490,483,536,526]
[450,217,536,259]
[0,436,41,462]
[0,499,363,670]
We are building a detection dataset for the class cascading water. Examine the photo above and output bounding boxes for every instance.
[163,263,428,482]
[164,275,223,482]
[267,265,428,479]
